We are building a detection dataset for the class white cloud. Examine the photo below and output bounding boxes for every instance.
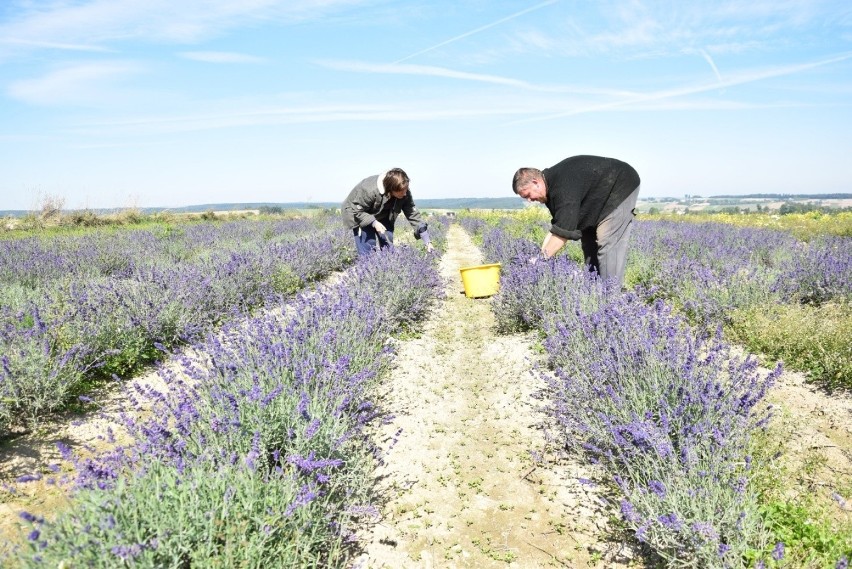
[60,84,804,138]
[7,62,143,106]
[0,37,112,53]
[316,59,640,97]
[511,29,557,52]
[0,0,367,59]
[64,102,531,136]
[496,1,850,59]
[179,51,265,63]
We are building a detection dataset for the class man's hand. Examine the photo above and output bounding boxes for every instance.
[372,221,386,234]
[541,232,568,258]
[426,242,435,253]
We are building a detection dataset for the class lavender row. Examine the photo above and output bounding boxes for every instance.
[0,215,354,436]
[630,220,851,325]
[465,218,781,567]
[12,238,445,567]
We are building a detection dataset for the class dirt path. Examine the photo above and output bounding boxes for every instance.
[355,225,637,568]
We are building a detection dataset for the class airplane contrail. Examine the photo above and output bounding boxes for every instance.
[394,0,559,64]
[699,48,723,83]
[508,50,852,124]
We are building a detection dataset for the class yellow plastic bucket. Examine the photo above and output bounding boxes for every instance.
[459,263,501,298]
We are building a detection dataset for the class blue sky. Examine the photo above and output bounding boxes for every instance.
[1,1,851,210]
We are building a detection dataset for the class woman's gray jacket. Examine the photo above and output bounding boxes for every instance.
[341,173,428,238]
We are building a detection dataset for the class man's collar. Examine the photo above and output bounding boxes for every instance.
[377,171,387,194]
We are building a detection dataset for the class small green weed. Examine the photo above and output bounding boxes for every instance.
[269,266,302,296]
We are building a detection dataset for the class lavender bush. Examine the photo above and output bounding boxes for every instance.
[544,290,778,566]
[12,237,444,566]
[627,221,789,327]
[467,210,851,385]
[772,235,852,305]
[0,215,354,436]
[628,219,852,387]
[629,220,851,323]
[0,303,93,429]
[464,217,782,567]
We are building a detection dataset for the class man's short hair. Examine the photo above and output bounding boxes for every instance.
[512,167,542,194]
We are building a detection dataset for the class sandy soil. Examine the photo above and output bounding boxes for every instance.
[764,369,852,508]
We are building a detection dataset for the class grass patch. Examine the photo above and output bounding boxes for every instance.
[726,301,852,390]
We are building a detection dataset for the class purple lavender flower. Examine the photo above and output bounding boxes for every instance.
[658,512,682,531]
[19,511,43,524]
[56,441,73,460]
[105,514,117,529]
[297,391,310,419]
[772,541,785,561]
[111,544,143,560]
[16,473,42,483]
[305,418,321,440]
[690,521,718,542]
[284,483,319,517]
[620,499,641,523]
[648,480,666,498]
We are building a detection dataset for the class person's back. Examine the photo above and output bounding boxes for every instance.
[542,155,640,232]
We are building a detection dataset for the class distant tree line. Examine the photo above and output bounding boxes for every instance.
[645,203,852,216]
[710,193,852,199]
[776,202,852,215]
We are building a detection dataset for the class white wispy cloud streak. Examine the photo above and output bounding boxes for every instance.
[7,62,144,106]
[502,1,848,60]
[179,51,266,64]
[316,59,639,97]
[64,88,811,138]
[62,49,838,136]
[510,51,852,123]
[0,38,112,53]
[393,0,559,63]
[0,0,367,58]
[67,103,533,136]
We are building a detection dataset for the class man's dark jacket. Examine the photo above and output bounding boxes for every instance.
[543,155,640,240]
